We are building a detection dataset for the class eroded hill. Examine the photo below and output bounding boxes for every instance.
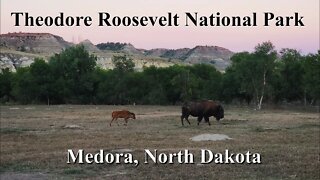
[0,32,234,71]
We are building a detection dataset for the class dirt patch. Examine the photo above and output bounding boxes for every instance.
[62,124,83,129]
[190,134,232,141]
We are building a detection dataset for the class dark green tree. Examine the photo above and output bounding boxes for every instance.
[253,41,277,109]
[11,67,34,104]
[29,58,54,104]
[221,67,246,104]
[188,64,222,100]
[277,49,304,102]
[112,55,135,73]
[227,42,277,109]
[49,45,97,103]
[106,55,136,104]
[0,68,14,102]
[227,52,255,104]
[142,66,169,104]
[302,51,320,105]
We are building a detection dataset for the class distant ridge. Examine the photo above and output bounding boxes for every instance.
[0,32,72,54]
[1,32,234,71]
[79,39,100,53]
[144,46,233,70]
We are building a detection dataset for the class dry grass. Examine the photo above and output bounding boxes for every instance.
[0,105,319,179]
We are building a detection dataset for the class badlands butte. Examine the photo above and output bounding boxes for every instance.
[0,32,234,71]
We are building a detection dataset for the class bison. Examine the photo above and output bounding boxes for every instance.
[110,110,136,126]
[181,100,224,126]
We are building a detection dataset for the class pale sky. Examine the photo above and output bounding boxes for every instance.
[1,0,319,53]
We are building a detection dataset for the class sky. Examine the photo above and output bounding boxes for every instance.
[1,0,319,54]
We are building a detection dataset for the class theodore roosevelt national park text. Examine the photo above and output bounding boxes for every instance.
[11,12,305,27]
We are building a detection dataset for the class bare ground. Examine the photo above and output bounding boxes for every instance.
[0,105,319,179]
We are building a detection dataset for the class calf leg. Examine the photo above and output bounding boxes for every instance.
[115,118,120,126]
[110,118,116,126]
[124,118,128,126]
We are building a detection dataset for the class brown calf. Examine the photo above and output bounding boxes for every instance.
[110,110,136,126]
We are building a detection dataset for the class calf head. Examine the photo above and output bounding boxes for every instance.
[130,113,136,119]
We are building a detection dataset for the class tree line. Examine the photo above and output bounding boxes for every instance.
[0,42,319,109]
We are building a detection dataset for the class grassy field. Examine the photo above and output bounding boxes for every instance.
[0,105,319,179]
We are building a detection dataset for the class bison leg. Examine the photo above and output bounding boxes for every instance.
[204,117,211,126]
[185,117,191,125]
[197,116,203,125]
[181,115,191,126]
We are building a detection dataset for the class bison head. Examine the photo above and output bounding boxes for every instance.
[215,105,224,121]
